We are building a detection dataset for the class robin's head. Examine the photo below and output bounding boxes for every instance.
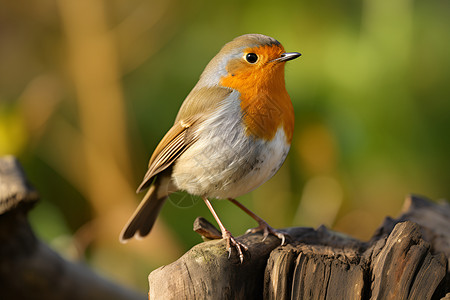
[198,34,300,89]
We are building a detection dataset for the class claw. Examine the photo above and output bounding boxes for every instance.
[246,220,288,246]
[223,229,248,263]
[228,198,289,246]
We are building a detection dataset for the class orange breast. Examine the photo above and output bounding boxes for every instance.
[220,45,294,143]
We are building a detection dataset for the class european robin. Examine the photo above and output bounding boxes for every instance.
[120,34,300,262]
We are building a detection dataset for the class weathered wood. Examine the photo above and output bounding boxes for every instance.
[148,195,450,299]
[193,216,222,240]
[0,156,145,300]
[374,194,450,268]
[287,244,366,300]
[369,221,446,300]
[264,225,368,300]
[1,155,449,299]
[148,230,291,299]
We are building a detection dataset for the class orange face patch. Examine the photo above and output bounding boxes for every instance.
[220,44,294,143]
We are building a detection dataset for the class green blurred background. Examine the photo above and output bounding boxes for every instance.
[1,0,449,291]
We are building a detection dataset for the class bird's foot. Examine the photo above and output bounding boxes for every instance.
[222,229,248,263]
[246,220,288,245]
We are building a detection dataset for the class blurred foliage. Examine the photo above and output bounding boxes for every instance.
[0,0,449,292]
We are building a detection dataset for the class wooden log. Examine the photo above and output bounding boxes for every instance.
[148,195,450,299]
[0,156,145,300]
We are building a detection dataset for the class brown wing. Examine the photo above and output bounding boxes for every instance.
[136,115,200,192]
[137,86,232,193]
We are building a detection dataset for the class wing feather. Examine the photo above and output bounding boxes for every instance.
[136,86,232,193]
[136,116,200,192]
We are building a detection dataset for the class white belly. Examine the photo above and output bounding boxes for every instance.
[172,93,290,199]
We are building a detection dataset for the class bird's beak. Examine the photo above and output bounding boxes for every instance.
[271,52,301,63]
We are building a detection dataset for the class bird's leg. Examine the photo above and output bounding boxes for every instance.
[228,198,288,245]
[202,197,248,263]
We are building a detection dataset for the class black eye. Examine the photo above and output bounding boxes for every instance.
[245,53,258,64]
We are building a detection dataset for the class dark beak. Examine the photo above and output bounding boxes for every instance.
[271,52,301,63]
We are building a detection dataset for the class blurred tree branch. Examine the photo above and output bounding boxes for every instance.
[0,156,145,300]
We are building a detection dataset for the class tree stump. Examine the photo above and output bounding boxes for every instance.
[148,195,450,299]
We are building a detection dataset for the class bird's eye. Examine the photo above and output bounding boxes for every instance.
[245,53,258,64]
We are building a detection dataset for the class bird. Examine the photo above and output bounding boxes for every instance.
[120,34,300,262]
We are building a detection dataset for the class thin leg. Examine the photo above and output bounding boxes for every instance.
[203,197,248,263]
[228,198,287,245]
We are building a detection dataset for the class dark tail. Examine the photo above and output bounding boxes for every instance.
[120,178,169,243]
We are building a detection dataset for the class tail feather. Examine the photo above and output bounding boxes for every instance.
[120,177,170,243]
